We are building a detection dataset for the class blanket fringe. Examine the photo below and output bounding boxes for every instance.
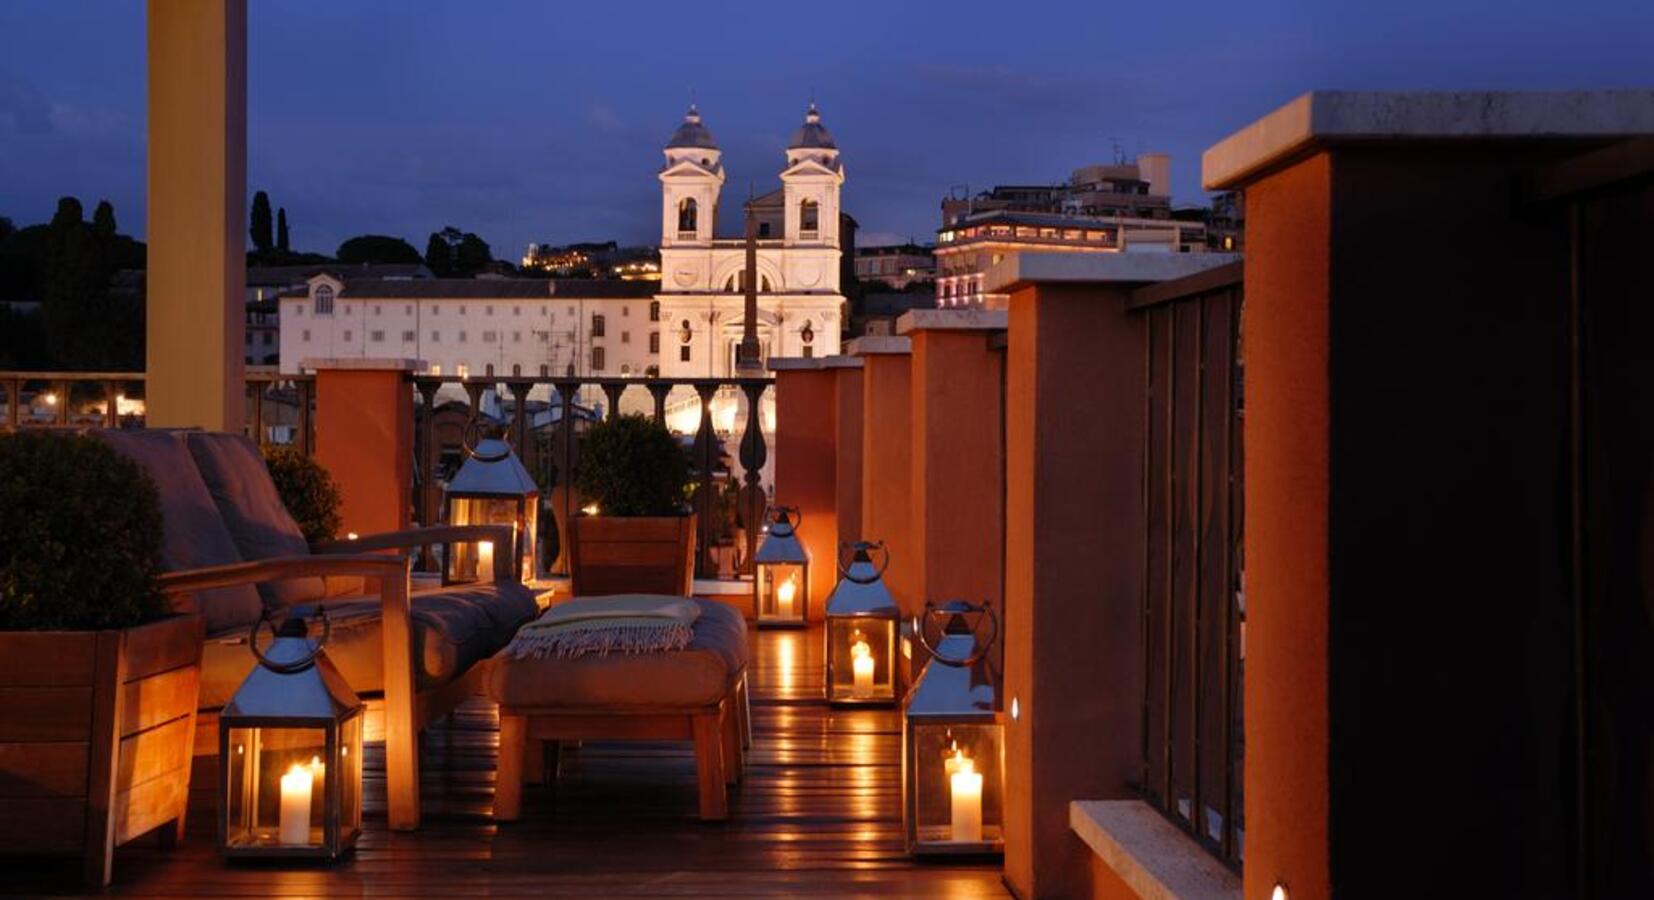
[505,622,694,660]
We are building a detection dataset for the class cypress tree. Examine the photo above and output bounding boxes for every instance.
[249,190,273,254]
[276,207,290,253]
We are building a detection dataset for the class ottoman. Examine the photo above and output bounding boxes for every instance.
[486,599,751,821]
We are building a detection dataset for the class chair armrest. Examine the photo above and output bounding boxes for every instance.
[158,553,412,596]
[315,524,518,582]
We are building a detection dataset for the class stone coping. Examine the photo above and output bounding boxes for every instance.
[895,308,1007,335]
[301,357,427,373]
[1204,90,1654,190]
[768,355,864,371]
[1070,800,1241,900]
[844,336,911,356]
[982,252,1242,295]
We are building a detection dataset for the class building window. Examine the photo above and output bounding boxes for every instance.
[649,301,660,322]
[302,329,311,341]
[799,198,819,233]
[314,285,335,315]
[512,363,521,376]
[343,305,351,314]
[649,332,660,353]
[485,306,493,315]
[343,330,353,342]
[622,331,630,344]
[513,331,522,343]
[483,330,497,343]
[431,331,441,342]
[592,347,606,371]
[539,364,549,377]
[456,363,469,379]
[373,305,382,316]
[514,306,521,316]
[485,363,494,377]
[370,330,384,342]
[620,364,631,376]
[458,331,467,343]
[803,345,814,358]
[680,345,691,363]
[402,330,416,342]
[622,305,629,317]
[430,363,442,376]
[433,305,441,315]
[758,222,772,238]
[591,314,605,337]
[406,305,413,316]
[294,305,304,316]
[677,197,698,233]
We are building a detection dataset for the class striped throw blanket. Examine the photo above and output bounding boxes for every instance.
[504,595,701,660]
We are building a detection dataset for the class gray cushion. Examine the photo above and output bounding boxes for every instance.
[185,432,325,608]
[198,580,540,708]
[486,599,748,710]
[95,430,266,636]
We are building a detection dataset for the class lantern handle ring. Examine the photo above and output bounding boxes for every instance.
[767,505,801,534]
[461,413,513,463]
[836,540,890,583]
[915,599,997,668]
[247,607,332,675]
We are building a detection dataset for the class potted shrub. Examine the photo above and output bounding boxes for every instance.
[568,413,696,596]
[262,444,343,544]
[0,431,203,886]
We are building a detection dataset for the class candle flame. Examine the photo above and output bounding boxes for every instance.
[850,638,871,659]
[777,575,797,604]
[950,747,975,776]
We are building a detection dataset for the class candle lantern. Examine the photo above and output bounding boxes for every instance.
[443,435,538,584]
[823,540,899,705]
[903,599,1004,856]
[219,610,363,860]
[752,506,809,628]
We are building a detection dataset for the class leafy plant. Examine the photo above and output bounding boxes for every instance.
[263,445,343,544]
[0,431,168,630]
[575,414,691,517]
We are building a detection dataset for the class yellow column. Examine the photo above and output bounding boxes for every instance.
[146,0,247,431]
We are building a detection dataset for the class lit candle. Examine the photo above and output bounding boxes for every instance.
[279,762,313,845]
[851,636,874,695]
[776,574,797,618]
[949,752,983,843]
[477,540,495,581]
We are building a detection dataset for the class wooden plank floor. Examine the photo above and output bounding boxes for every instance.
[8,626,1007,898]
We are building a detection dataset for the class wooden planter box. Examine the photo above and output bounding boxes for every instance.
[568,514,696,597]
[0,613,204,886]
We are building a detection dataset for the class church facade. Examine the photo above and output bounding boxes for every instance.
[655,104,847,378]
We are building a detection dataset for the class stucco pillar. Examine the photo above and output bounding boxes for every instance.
[1200,91,1654,898]
[769,359,838,621]
[146,0,246,432]
[850,337,916,625]
[310,358,420,539]
[900,310,1007,673]
[998,280,1146,900]
[831,358,865,543]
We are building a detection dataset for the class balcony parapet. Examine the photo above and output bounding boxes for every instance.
[895,308,1007,334]
[844,335,910,356]
[767,355,863,371]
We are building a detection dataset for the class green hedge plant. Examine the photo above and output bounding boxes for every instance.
[0,431,169,630]
[574,414,691,517]
[263,445,343,544]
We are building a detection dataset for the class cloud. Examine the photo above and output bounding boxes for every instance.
[0,74,54,134]
[587,103,624,134]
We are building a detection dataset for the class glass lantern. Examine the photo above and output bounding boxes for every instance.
[443,436,539,584]
[904,599,1005,857]
[753,506,809,628]
[824,540,899,705]
[220,610,363,861]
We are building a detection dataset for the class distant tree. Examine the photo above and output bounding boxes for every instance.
[424,230,454,276]
[0,216,14,243]
[457,232,492,275]
[92,200,116,238]
[0,223,49,303]
[336,234,421,265]
[276,207,290,253]
[0,304,48,369]
[250,190,273,254]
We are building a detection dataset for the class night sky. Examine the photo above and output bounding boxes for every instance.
[2,1,1651,256]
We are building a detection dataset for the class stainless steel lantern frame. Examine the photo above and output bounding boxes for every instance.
[219,610,364,861]
[824,540,900,706]
[902,599,1005,857]
[442,434,539,585]
[752,506,809,628]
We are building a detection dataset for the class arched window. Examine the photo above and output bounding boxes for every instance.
[722,272,773,293]
[799,199,819,233]
[677,197,698,233]
[649,300,661,322]
[313,284,335,315]
[512,364,521,376]
[485,363,495,377]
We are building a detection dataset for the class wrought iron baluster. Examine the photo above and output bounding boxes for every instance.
[551,380,580,576]
[416,379,440,572]
[737,381,768,576]
[602,382,625,421]
[648,382,670,424]
[103,380,121,429]
[692,381,719,579]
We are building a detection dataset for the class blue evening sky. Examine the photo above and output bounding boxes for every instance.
[1,1,1650,256]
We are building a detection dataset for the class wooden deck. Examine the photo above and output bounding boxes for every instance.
[8,626,1008,897]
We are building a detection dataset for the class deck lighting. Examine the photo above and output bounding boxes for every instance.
[220,610,363,861]
[823,541,898,705]
[904,599,1005,857]
[753,506,809,628]
[443,436,537,584]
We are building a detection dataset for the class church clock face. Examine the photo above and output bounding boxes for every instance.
[673,266,699,288]
[794,262,822,287]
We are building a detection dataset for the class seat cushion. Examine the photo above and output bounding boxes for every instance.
[185,432,325,609]
[197,580,539,708]
[95,430,266,636]
[486,599,748,710]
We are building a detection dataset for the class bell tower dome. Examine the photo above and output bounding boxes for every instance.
[660,105,725,247]
[780,102,845,247]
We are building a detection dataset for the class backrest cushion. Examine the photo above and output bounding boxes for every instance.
[95,430,267,636]
[184,432,326,609]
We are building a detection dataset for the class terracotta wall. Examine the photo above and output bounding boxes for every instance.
[908,327,1005,664]
[834,364,865,543]
[860,351,916,617]
[315,367,414,538]
[772,367,839,621]
[1003,282,1145,899]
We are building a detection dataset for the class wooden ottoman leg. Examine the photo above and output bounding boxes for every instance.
[721,701,743,784]
[523,737,546,785]
[691,712,727,821]
[737,673,753,750]
[495,713,527,821]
